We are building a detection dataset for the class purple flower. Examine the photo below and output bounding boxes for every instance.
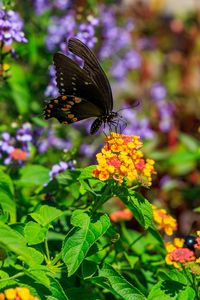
[45,65,58,97]
[0,9,27,45]
[110,50,141,80]
[32,0,49,15]
[150,83,174,132]
[121,106,155,140]
[150,83,167,102]
[49,160,74,180]
[46,11,76,51]
[33,0,71,15]
[38,128,71,153]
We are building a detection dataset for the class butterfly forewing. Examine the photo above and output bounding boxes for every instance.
[68,38,113,114]
[44,38,118,134]
[53,53,106,112]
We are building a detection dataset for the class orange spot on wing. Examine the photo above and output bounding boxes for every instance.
[74,97,81,103]
[67,114,74,119]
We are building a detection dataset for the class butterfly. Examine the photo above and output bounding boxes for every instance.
[44,38,120,134]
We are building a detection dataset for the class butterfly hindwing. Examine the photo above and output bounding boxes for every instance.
[44,95,103,124]
[53,53,106,112]
[68,38,113,114]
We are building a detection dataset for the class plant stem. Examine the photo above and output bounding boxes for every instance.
[44,238,50,262]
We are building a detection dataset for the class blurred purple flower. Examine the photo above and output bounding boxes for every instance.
[121,106,154,139]
[80,143,97,157]
[99,7,134,59]
[111,50,141,80]
[33,0,71,15]
[46,11,76,51]
[38,128,71,153]
[150,83,174,132]
[32,0,49,15]
[49,160,74,180]
[0,9,27,45]
[0,132,15,165]
[150,83,167,102]
[45,65,58,97]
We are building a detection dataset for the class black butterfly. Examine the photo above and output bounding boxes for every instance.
[44,38,119,134]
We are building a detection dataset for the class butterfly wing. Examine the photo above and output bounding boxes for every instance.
[53,53,106,112]
[68,38,113,114]
[44,95,103,124]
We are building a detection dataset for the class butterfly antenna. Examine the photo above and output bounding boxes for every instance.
[116,99,141,113]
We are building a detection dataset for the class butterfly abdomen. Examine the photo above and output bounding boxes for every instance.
[90,117,103,135]
[90,112,118,134]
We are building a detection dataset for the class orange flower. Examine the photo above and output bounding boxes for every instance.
[152,205,177,236]
[110,208,133,222]
[10,149,27,161]
[92,133,156,186]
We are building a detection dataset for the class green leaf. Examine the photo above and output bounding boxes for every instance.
[118,189,153,229]
[9,64,31,114]
[0,170,16,223]
[30,205,63,226]
[147,280,195,300]
[24,221,48,245]
[62,211,110,276]
[26,268,51,287]
[78,166,96,180]
[179,133,199,152]
[193,206,200,212]
[18,165,49,187]
[98,263,146,300]
[0,222,43,266]
[47,277,69,300]
[158,270,187,285]
[124,253,139,268]
[0,169,14,196]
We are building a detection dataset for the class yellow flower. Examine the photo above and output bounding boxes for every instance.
[92,133,156,187]
[16,287,30,300]
[152,205,177,236]
[2,287,40,300]
[4,289,16,300]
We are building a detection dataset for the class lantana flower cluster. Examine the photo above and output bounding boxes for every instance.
[0,287,39,300]
[165,236,200,273]
[152,205,177,236]
[92,133,155,186]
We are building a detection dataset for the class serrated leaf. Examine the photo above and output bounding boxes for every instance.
[118,189,153,229]
[24,221,48,245]
[158,270,187,285]
[147,280,195,300]
[0,222,43,266]
[99,263,146,300]
[62,211,110,276]
[30,205,63,226]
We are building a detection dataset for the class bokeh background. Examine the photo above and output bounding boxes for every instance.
[0,0,200,234]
